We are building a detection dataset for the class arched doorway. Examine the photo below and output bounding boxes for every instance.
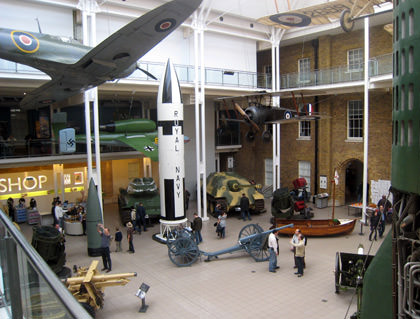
[345,159,363,204]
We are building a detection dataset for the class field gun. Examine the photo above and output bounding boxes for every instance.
[167,223,293,267]
[64,260,137,317]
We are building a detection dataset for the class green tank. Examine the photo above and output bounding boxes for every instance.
[206,172,265,217]
[118,177,160,225]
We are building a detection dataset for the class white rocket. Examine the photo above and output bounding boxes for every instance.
[157,59,185,220]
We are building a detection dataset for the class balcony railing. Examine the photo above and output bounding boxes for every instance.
[0,209,91,318]
[277,53,393,90]
[0,59,260,89]
[0,53,392,91]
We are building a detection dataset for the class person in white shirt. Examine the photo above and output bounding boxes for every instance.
[54,201,64,230]
[268,229,280,273]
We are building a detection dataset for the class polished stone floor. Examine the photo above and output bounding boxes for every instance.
[22,200,387,319]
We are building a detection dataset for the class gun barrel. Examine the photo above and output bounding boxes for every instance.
[238,223,294,244]
[66,272,137,285]
[228,182,262,191]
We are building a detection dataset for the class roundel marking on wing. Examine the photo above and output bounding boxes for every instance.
[11,30,40,53]
[155,18,177,32]
[269,13,311,27]
[284,111,292,120]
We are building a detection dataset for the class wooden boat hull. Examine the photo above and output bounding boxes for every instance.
[274,218,357,237]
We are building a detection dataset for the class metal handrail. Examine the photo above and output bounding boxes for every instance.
[0,53,393,91]
[0,209,91,318]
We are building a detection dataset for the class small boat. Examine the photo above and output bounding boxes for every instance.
[273,218,357,237]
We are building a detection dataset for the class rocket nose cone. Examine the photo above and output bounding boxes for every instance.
[159,59,182,104]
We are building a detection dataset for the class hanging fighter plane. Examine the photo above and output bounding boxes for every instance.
[217,91,327,142]
[0,0,202,108]
[258,0,392,32]
[55,119,158,161]
[57,118,191,162]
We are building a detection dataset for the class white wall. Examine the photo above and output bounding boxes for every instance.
[0,0,73,36]
[201,32,257,71]
[184,99,216,200]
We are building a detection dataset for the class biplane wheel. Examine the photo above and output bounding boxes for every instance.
[340,9,354,32]
[335,252,341,294]
[284,111,292,120]
[167,237,200,267]
[246,130,255,142]
[262,130,271,142]
[81,302,96,318]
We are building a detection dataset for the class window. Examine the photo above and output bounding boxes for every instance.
[348,48,363,72]
[265,158,273,186]
[299,121,311,138]
[263,65,272,88]
[348,100,363,139]
[298,58,310,83]
[298,103,311,138]
[298,161,311,192]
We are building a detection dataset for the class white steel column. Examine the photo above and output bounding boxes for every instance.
[362,17,370,224]
[272,28,282,191]
[82,7,93,185]
[200,17,207,221]
[193,8,208,221]
[79,0,103,212]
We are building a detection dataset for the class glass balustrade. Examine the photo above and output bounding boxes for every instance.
[0,53,392,91]
[0,209,91,319]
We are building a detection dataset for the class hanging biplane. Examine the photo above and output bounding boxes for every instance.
[216,91,328,142]
[258,0,392,32]
[0,0,201,108]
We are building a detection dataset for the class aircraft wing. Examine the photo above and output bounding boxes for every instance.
[73,0,201,81]
[21,0,202,108]
[21,75,80,108]
[116,135,159,162]
[257,0,388,29]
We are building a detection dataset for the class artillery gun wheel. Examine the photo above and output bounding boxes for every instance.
[168,237,200,267]
[238,224,270,262]
[335,252,341,294]
[247,233,270,262]
[81,302,96,318]
[238,224,264,240]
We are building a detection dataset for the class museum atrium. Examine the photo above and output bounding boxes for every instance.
[0,0,397,318]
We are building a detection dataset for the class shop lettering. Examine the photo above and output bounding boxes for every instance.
[0,176,48,193]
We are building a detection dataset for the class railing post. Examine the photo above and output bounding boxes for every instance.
[4,236,23,319]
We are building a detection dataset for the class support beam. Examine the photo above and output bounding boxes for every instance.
[362,17,370,224]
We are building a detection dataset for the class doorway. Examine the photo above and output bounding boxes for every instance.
[344,159,363,204]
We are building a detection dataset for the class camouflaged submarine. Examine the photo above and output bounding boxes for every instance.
[206,172,265,217]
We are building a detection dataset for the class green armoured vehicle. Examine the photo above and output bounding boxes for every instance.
[118,177,160,225]
[206,172,265,217]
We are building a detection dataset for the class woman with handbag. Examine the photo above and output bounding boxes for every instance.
[217,211,227,239]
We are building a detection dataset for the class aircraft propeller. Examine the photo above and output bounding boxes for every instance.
[234,102,260,132]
